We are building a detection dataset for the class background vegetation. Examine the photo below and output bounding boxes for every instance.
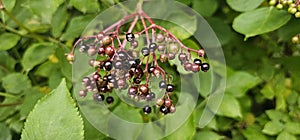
[0,0,300,139]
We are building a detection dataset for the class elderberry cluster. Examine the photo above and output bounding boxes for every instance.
[66,10,210,116]
[269,0,300,18]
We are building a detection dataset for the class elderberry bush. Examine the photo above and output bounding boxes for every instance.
[66,5,209,115]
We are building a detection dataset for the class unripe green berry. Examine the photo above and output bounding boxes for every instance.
[287,0,293,5]
[292,36,299,44]
[290,8,297,14]
[269,0,276,6]
[276,4,283,9]
[295,12,300,18]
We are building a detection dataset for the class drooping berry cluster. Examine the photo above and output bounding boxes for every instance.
[269,0,300,18]
[66,4,210,115]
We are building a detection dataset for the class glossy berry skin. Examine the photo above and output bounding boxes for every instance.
[128,59,140,68]
[106,96,114,104]
[164,99,172,107]
[141,47,150,56]
[201,63,210,72]
[105,46,115,57]
[143,105,152,114]
[156,98,164,106]
[159,81,167,88]
[148,66,156,73]
[149,43,158,52]
[166,84,175,92]
[114,60,123,69]
[139,84,149,95]
[93,94,105,102]
[156,33,165,43]
[98,47,105,55]
[160,105,169,114]
[194,58,202,66]
[118,51,128,60]
[191,64,200,73]
[79,90,87,97]
[128,86,138,95]
[126,33,135,42]
[104,61,113,71]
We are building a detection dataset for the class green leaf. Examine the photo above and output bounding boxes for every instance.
[0,123,12,140]
[0,51,16,71]
[1,0,16,11]
[21,79,84,140]
[285,122,300,135]
[266,109,288,122]
[70,0,100,13]
[192,0,218,17]
[2,73,31,94]
[278,19,300,41]
[262,121,284,135]
[226,71,261,97]
[35,61,59,77]
[206,17,233,45]
[166,115,196,140]
[233,7,291,39]
[20,87,45,118]
[216,94,242,118]
[0,97,18,121]
[176,0,191,5]
[242,125,268,140]
[21,43,56,72]
[193,130,223,140]
[27,0,65,23]
[60,15,95,41]
[277,131,297,140]
[0,33,20,51]
[260,83,275,99]
[162,12,197,40]
[51,5,70,38]
[226,0,264,12]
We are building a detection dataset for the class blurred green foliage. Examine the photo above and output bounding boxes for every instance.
[0,0,300,139]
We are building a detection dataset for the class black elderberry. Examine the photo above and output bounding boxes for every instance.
[159,81,167,88]
[118,51,128,60]
[194,58,202,66]
[143,105,152,114]
[166,84,175,92]
[106,96,114,104]
[145,92,155,101]
[160,105,169,114]
[94,94,105,102]
[141,47,150,56]
[148,66,156,73]
[149,42,158,52]
[126,33,135,42]
[133,77,142,84]
[104,61,113,71]
[128,86,138,95]
[114,60,123,69]
[201,63,210,72]
[128,59,140,68]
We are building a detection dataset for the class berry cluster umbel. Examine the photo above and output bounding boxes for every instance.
[269,0,300,18]
[66,4,210,115]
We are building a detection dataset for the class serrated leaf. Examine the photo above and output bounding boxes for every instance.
[60,15,95,41]
[233,7,291,39]
[192,0,218,17]
[21,43,56,72]
[193,130,223,140]
[21,79,84,140]
[0,33,20,51]
[2,73,31,94]
[277,131,297,140]
[216,94,242,118]
[27,0,64,23]
[226,72,261,97]
[262,121,284,135]
[226,0,264,12]
[278,19,300,41]
[70,0,100,13]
